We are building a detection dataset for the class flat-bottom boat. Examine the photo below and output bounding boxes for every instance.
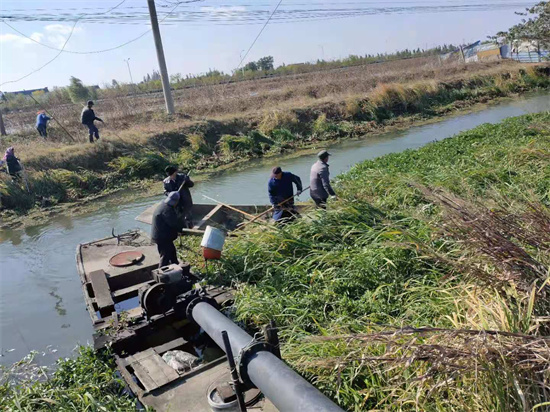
[76,230,277,411]
[136,202,310,235]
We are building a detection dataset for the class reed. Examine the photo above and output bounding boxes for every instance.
[210,112,550,410]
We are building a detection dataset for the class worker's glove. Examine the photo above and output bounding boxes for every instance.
[296,190,302,196]
[330,195,338,200]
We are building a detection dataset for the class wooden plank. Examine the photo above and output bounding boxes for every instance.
[130,348,179,391]
[132,362,158,392]
[89,270,114,314]
[154,337,187,354]
[193,204,224,230]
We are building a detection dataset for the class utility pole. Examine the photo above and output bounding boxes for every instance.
[124,58,136,95]
[240,50,245,77]
[147,0,175,114]
[124,58,134,85]
[0,110,6,136]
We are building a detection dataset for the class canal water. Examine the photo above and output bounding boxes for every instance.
[1,93,549,366]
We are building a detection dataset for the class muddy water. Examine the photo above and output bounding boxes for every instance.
[1,93,549,366]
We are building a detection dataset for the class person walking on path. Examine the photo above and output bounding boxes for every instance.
[163,165,195,228]
[36,111,51,138]
[81,100,104,143]
[151,191,183,268]
[268,166,303,222]
[3,147,22,179]
[310,150,336,209]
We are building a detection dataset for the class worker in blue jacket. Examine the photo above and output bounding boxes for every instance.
[81,100,104,143]
[36,111,51,138]
[268,166,303,222]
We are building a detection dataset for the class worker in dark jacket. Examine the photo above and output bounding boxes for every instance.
[151,191,183,268]
[268,166,303,222]
[310,150,336,209]
[163,165,194,228]
[36,111,51,138]
[81,100,104,143]
[3,147,22,178]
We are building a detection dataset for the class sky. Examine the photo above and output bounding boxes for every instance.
[0,0,537,92]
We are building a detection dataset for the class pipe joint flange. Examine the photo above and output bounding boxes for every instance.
[185,295,218,323]
[237,341,275,388]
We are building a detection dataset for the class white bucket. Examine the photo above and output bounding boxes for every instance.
[201,226,226,252]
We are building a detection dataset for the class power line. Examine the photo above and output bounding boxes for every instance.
[0,2,534,25]
[0,0,198,55]
[237,0,283,70]
[0,19,78,87]
[2,20,152,55]
[0,0,128,53]
[192,0,283,133]
[0,1,188,86]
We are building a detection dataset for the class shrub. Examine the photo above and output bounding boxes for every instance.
[0,175,34,211]
[109,152,169,179]
[258,110,299,135]
[218,134,258,156]
[312,113,340,138]
[271,128,295,143]
[187,134,211,155]
[30,171,68,204]
[171,147,197,169]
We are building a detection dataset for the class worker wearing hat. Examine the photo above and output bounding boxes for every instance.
[268,166,303,222]
[151,191,183,268]
[163,165,195,228]
[81,100,104,143]
[309,150,336,209]
[35,110,51,138]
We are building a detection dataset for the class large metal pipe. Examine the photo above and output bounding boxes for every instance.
[192,302,344,412]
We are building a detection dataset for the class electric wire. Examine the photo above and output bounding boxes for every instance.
[236,0,283,71]
[0,19,79,87]
[0,1,189,86]
[188,0,283,140]
[0,0,128,53]
[0,0,201,55]
[1,2,534,25]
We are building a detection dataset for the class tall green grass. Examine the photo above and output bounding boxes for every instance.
[213,112,550,411]
[0,347,148,411]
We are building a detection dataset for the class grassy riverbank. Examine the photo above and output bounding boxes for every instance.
[1,62,549,226]
[2,113,549,411]
[203,112,550,410]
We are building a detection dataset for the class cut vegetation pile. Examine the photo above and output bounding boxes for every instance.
[1,63,549,221]
[206,113,550,411]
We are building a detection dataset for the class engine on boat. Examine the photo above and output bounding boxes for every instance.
[139,263,195,318]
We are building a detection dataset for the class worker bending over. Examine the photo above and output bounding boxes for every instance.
[164,165,194,228]
[81,100,104,143]
[310,150,336,209]
[151,192,183,268]
[2,147,22,179]
[36,111,51,138]
[268,166,303,222]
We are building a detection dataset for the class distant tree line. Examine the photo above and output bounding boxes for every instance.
[0,44,461,112]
